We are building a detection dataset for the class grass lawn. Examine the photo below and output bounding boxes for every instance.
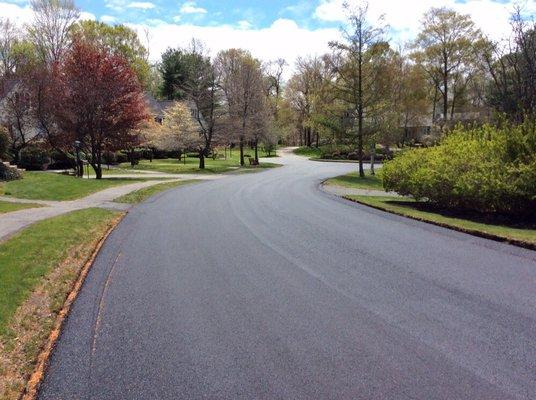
[293,146,322,158]
[120,150,280,175]
[347,195,536,247]
[0,172,142,201]
[324,171,384,190]
[0,208,121,398]
[115,179,199,204]
[0,201,42,214]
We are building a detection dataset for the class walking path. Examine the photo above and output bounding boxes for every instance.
[0,179,183,242]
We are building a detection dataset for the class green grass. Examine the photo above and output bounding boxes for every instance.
[293,146,322,158]
[348,195,536,246]
[325,171,384,190]
[120,149,280,175]
[0,208,119,334]
[0,201,42,214]
[115,180,199,204]
[0,172,142,201]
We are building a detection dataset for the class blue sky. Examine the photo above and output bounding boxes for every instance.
[73,0,326,29]
[2,0,533,69]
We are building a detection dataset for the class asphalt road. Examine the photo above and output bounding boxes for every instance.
[39,151,536,400]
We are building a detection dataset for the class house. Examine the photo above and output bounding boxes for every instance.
[144,94,206,129]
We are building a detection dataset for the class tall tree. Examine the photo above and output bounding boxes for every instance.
[329,1,386,177]
[483,8,536,122]
[70,20,151,87]
[412,7,483,125]
[29,0,80,63]
[54,38,147,178]
[158,41,224,169]
[216,49,267,166]
[0,19,20,77]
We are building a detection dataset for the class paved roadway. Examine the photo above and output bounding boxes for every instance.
[39,150,536,400]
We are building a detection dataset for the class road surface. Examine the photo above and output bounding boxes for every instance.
[39,151,536,400]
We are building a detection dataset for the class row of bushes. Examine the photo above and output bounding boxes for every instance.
[297,145,393,161]
[6,146,187,171]
[382,122,536,216]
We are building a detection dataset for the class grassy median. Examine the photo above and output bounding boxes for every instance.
[115,180,199,204]
[347,195,536,247]
[0,201,42,214]
[0,172,142,201]
[324,171,384,190]
[0,208,122,398]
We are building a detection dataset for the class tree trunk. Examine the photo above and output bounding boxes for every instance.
[357,108,364,178]
[239,136,245,166]
[199,150,205,169]
[254,140,259,163]
[315,131,319,148]
[443,57,448,125]
[370,143,376,175]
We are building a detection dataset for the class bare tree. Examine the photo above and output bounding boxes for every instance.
[483,7,536,122]
[29,0,80,64]
[0,19,20,77]
[216,49,266,166]
[329,1,387,177]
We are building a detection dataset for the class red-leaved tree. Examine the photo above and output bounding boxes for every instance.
[54,37,147,178]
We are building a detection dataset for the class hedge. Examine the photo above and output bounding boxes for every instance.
[382,121,536,216]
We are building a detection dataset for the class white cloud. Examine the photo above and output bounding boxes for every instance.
[80,11,96,21]
[0,2,95,25]
[129,18,340,76]
[101,15,117,23]
[180,1,207,15]
[127,2,156,10]
[237,20,252,30]
[0,2,33,25]
[314,0,535,43]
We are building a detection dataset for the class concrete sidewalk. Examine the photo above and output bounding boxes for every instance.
[0,179,182,242]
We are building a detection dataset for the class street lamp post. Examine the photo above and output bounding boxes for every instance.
[74,140,81,178]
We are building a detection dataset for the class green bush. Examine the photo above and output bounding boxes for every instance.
[382,122,536,216]
[0,128,9,159]
[18,146,52,171]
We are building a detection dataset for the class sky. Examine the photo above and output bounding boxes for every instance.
[1,0,535,70]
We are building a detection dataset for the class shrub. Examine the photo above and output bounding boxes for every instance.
[49,150,77,170]
[382,122,536,216]
[18,146,52,171]
[0,164,22,181]
[0,128,10,159]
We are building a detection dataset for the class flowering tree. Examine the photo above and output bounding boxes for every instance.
[54,38,147,178]
[152,101,200,158]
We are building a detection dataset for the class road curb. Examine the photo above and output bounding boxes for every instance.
[22,213,126,400]
[341,195,536,252]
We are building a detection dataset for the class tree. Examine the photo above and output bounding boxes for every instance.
[54,38,147,178]
[159,47,205,101]
[483,8,536,122]
[164,42,225,169]
[216,49,267,166]
[152,101,200,159]
[329,1,387,177]
[0,19,20,77]
[412,7,483,125]
[29,0,80,63]
[70,20,151,87]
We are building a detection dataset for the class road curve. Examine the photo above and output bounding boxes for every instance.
[39,150,536,400]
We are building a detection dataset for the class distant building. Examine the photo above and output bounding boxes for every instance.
[144,94,205,129]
